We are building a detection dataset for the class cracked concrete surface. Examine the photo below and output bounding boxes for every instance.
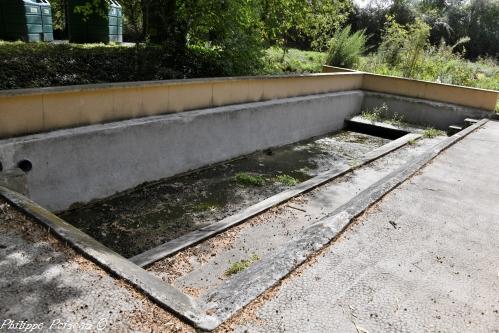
[221,121,499,333]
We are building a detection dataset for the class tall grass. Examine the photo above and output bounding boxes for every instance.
[325,25,368,68]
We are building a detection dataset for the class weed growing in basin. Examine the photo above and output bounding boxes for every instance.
[224,254,260,276]
[234,172,266,186]
[361,104,411,128]
[387,112,406,127]
[192,202,218,212]
[361,104,386,122]
[275,174,299,186]
[423,127,444,138]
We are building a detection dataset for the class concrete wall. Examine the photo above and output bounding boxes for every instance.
[362,73,498,111]
[0,74,363,139]
[0,91,363,211]
[362,92,492,129]
[1,72,497,139]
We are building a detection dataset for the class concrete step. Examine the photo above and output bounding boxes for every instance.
[344,116,410,140]
[448,125,463,135]
[464,118,479,127]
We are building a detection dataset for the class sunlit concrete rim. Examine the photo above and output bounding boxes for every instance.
[0,72,361,97]
[1,71,496,138]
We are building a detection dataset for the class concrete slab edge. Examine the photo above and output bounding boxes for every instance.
[201,119,488,327]
[130,132,421,267]
[0,186,220,330]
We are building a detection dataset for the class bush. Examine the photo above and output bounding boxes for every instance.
[0,42,230,89]
[325,25,368,68]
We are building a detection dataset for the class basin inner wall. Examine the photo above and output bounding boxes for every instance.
[0,91,363,211]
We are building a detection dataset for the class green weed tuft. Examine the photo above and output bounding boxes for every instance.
[233,172,266,187]
[275,174,299,186]
[224,254,260,276]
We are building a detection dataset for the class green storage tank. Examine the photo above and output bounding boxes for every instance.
[0,0,54,42]
[67,0,122,43]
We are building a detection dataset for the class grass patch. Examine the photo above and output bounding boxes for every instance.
[224,254,260,276]
[423,127,445,138]
[233,172,266,187]
[275,174,299,186]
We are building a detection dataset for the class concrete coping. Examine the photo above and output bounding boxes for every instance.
[0,72,360,97]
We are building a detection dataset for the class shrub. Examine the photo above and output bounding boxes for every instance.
[325,25,368,68]
[0,42,228,89]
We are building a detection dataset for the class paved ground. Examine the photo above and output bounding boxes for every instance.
[0,200,191,332]
[220,121,499,332]
[1,122,498,333]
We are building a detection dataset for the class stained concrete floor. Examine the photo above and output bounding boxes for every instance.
[60,130,388,258]
[1,122,498,333]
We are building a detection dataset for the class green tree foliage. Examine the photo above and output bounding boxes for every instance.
[300,0,354,51]
[350,0,499,60]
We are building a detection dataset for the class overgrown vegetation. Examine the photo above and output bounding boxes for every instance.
[224,254,260,276]
[356,17,499,90]
[275,174,299,186]
[233,172,266,187]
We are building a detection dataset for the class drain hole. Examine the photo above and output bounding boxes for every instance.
[0,161,2,172]
[18,160,32,173]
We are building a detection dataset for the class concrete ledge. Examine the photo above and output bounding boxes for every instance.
[322,65,358,73]
[201,119,488,327]
[0,186,219,331]
[130,132,421,268]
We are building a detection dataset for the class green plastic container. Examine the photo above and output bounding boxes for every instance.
[68,0,122,43]
[0,0,54,42]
